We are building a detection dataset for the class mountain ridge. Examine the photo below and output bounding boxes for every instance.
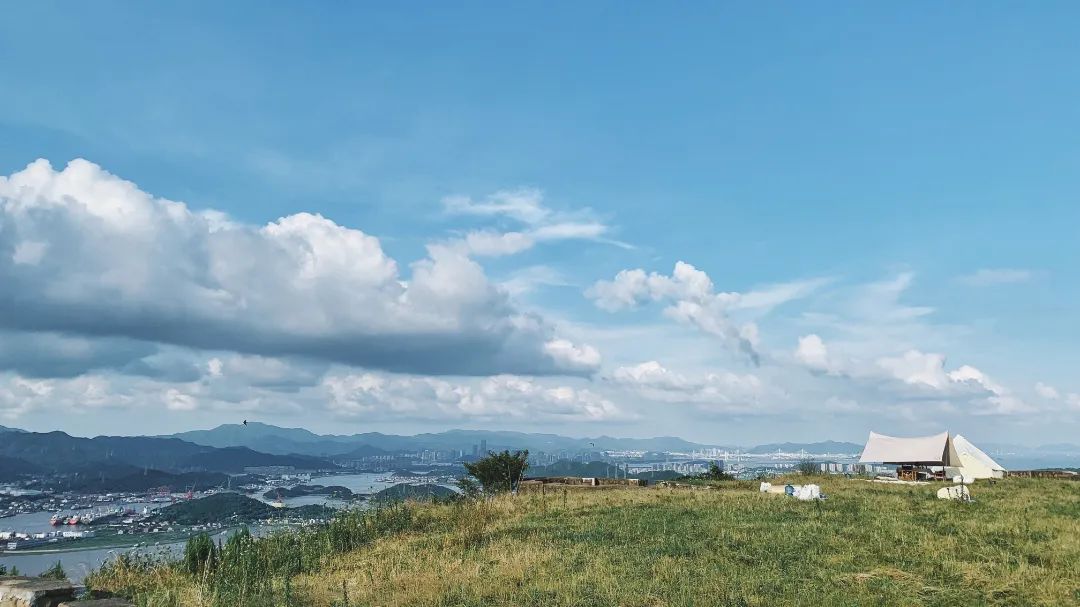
[0,430,334,474]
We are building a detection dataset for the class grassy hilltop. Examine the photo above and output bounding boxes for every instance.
[88,477,1079,606]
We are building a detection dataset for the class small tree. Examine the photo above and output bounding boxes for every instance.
[704,461,733,481]
[463,449,529,494]
[455,476,482,500]
[183,532,218,576]
[796,458,818,476]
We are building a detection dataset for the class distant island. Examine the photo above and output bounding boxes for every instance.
[154,493,334,525]
[262,484,355,500]
[373,483,458,502]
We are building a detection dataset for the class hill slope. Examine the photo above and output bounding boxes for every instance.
[0,431,333,474]
[87,478,1080,606]
[0,455,42,480]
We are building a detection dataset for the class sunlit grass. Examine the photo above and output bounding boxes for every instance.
[87,477,1080,606]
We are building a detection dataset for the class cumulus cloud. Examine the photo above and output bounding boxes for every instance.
[0,159,600,376]
[0,373,130,419]
[323,372,626,421]
[610,360,768,413]
[543,339,602,372]
[794,334,832,372]
[588,262,825,365]
[873,350,1033,415]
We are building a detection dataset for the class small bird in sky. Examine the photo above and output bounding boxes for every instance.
[243,420,248,426]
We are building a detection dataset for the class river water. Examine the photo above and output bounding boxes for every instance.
[0,475,394,579]
[0,473,447,579]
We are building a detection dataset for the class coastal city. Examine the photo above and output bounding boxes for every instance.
[1,424,884,579]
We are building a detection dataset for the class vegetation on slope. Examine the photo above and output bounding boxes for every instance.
[372,483,457,502]
[87,477,1079,606]
[263,485,354,500]
[154,493,333,525]
[0,431,334,475]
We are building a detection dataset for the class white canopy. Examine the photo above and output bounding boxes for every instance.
[858,431,960,466]
[947,435,1006,479]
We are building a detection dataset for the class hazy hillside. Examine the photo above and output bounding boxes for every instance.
[169,423,719,455]
[170,422,363,456]
[0,431,333,474]
[0,455,42,480]
[54,467,234,493]
[181,447,331,472]
[748,441,864,454]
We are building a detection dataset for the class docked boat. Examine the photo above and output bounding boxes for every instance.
[49,513,64,526]
[66,514,81,525]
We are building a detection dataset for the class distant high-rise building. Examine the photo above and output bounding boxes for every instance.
[472,444,479,458]
[480,439,488,454]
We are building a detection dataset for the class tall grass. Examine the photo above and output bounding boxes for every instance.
[87,502,422,607]
[88,478,1080,606]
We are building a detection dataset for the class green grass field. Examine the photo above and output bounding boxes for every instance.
[87,476,1080,607]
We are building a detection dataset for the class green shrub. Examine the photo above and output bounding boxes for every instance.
[463,450,530,494]
[38,561,66,580]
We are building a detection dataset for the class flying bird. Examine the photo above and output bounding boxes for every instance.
[243,420,248,426]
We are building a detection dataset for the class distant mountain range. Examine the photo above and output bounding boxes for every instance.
[0,430,334,478]
[748,441,864,454]
[169,423,725,456]
[173,424,946,457]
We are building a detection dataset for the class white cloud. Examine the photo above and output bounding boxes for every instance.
[794,334,831,371]
[443,189,625,258]
[443,189,551,225]
[459,231,535,257]
[499,266,569,297]
[588,262,825,365]
[0,373,130,418]
[877,350,955,390]
[164,388,198,411]
[323,372,625,422]
[0,159,599,376]
[1035,382,1060,399]
[543,339,602,372]
[958,268,1033,287]
[873,350,1033,415]
[611,360,768,413]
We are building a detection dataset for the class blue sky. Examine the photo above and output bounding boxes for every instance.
[1,4,1078,444]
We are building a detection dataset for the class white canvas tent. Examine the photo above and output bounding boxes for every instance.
[858,431,960,466]
[946,435,1006,480]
